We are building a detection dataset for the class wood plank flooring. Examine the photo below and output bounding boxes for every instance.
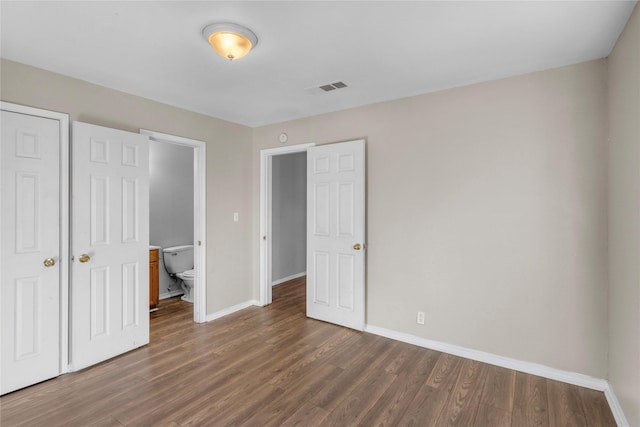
[0,277,616,426]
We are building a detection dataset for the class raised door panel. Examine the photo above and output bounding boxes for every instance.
[90,176,110,246]
[337,253,355,311]
[15,172,41,252]
[337,182,355,238]
[122,262,139,328]
[122,178,139,243]
[14,277,42,360]
[90,266,110,339]
[312,251,330,306]
[312,183,330,236]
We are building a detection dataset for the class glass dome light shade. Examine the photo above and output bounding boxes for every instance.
[202,23,258,61]
[208,31,253,60]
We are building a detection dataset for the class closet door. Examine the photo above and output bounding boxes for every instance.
[1,110,61,394]
[71,122,149,370]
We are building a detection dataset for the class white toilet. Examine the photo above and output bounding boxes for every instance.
[162,245,195,303]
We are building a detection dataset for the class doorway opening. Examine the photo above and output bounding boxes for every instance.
[271,151,307,297]
[259,143,314,306]
[140,129,207,323]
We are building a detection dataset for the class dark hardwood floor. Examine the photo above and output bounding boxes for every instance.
[1,277,615,426]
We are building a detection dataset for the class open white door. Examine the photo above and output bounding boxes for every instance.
[71,122,149,370]
[306,139,365,331]
[1,110,62,394]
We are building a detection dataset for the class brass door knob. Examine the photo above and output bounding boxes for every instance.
[79,254,91,263]
[353,243,362,250]
[43,258,56,267]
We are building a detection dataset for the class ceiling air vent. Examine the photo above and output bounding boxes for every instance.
[305,81,349,95]
[320,81,348,91]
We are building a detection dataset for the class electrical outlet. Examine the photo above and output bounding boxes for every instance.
[416,311,425,325]
[233,212,239,222]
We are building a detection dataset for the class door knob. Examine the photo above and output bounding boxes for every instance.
[43,258,56,267]
[79,254,91,263]
[353,243,362,250]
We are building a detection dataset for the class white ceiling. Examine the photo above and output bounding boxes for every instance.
[1,1,636,128]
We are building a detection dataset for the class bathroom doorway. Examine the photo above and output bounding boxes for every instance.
[141,129,207,323]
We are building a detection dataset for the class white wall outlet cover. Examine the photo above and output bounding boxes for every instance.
[279,133,288,144]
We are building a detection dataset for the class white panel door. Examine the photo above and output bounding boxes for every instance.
[71,122,149,370]
[307,140,365,330]
[1,111,61,394]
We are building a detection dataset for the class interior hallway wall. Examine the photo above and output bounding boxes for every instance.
[149,140,194,297]
[607,3,640,425]
[272,152,307,283]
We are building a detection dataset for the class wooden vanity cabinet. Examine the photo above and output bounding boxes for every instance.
[149,248,159,310]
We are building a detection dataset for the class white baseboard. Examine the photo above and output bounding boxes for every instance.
[272,272,306,287]
[159,289,184,300]
[364,324,609,392]
[204,299,260,322]
[605,384,630,427]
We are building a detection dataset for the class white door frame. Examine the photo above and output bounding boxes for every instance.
[259,142,315,306]
[1,101,70,373]
[140,129,207,323]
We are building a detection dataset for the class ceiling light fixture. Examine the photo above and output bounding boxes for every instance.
[202,23,258,61]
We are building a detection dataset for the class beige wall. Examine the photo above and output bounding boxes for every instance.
[0,59,255,315]
[608,4,640,425]
[253,60,609,378]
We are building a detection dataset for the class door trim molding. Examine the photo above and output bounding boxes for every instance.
[1,101,70,373]
[259,143,315,306]
[140,129,207,323]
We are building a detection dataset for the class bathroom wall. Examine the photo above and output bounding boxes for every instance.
[149,140,194,297]
[271,152,307,283]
